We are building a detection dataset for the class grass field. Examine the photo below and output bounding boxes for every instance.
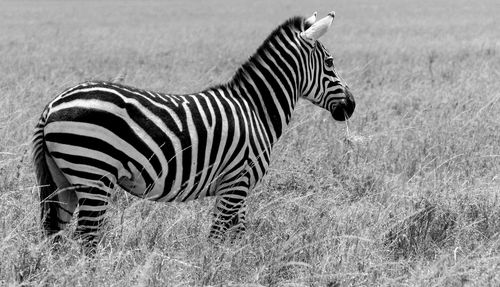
[1,0,499,285]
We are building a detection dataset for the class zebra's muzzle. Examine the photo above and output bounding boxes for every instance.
[331,88,355,121]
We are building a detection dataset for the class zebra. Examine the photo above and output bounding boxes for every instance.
[32,11,355,247]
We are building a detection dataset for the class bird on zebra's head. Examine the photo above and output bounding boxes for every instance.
[32,10,355,251]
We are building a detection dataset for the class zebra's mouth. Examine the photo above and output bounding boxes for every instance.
[331,88,355,121]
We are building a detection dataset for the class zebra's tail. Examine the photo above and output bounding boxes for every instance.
[32,107,60,236]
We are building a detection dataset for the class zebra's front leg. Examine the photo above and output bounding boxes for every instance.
[210,187,248,242]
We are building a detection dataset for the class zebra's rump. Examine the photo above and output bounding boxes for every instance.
[41,81,252,201]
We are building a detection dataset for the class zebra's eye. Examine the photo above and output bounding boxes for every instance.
[325,57,334,68]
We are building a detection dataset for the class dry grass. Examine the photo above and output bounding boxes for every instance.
[1,0,499,285]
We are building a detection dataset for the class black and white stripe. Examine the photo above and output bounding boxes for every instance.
[33,13,355,246]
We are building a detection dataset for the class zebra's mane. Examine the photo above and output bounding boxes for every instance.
[219,16,306,89]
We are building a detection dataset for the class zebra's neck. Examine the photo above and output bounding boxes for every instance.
[227,25,304,144]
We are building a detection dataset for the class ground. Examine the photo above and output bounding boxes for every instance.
[0,0,499,285]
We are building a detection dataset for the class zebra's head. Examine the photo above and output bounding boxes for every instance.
[299,12,355,121]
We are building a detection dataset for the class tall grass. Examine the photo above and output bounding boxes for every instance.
[1,0,499,285]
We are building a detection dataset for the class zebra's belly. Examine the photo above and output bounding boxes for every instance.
[44,121,225,202]
[47,143,218,203]
[116,159,222,202]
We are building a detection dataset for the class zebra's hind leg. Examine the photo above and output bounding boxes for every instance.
[52,186,78,238]
[39,186,78,245]
[74,185,112,251]
[38,151,78,239]
[210,189,248,242]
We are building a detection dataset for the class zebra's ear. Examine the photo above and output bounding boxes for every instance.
[300,11,335,41]
[304,11,317,29]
